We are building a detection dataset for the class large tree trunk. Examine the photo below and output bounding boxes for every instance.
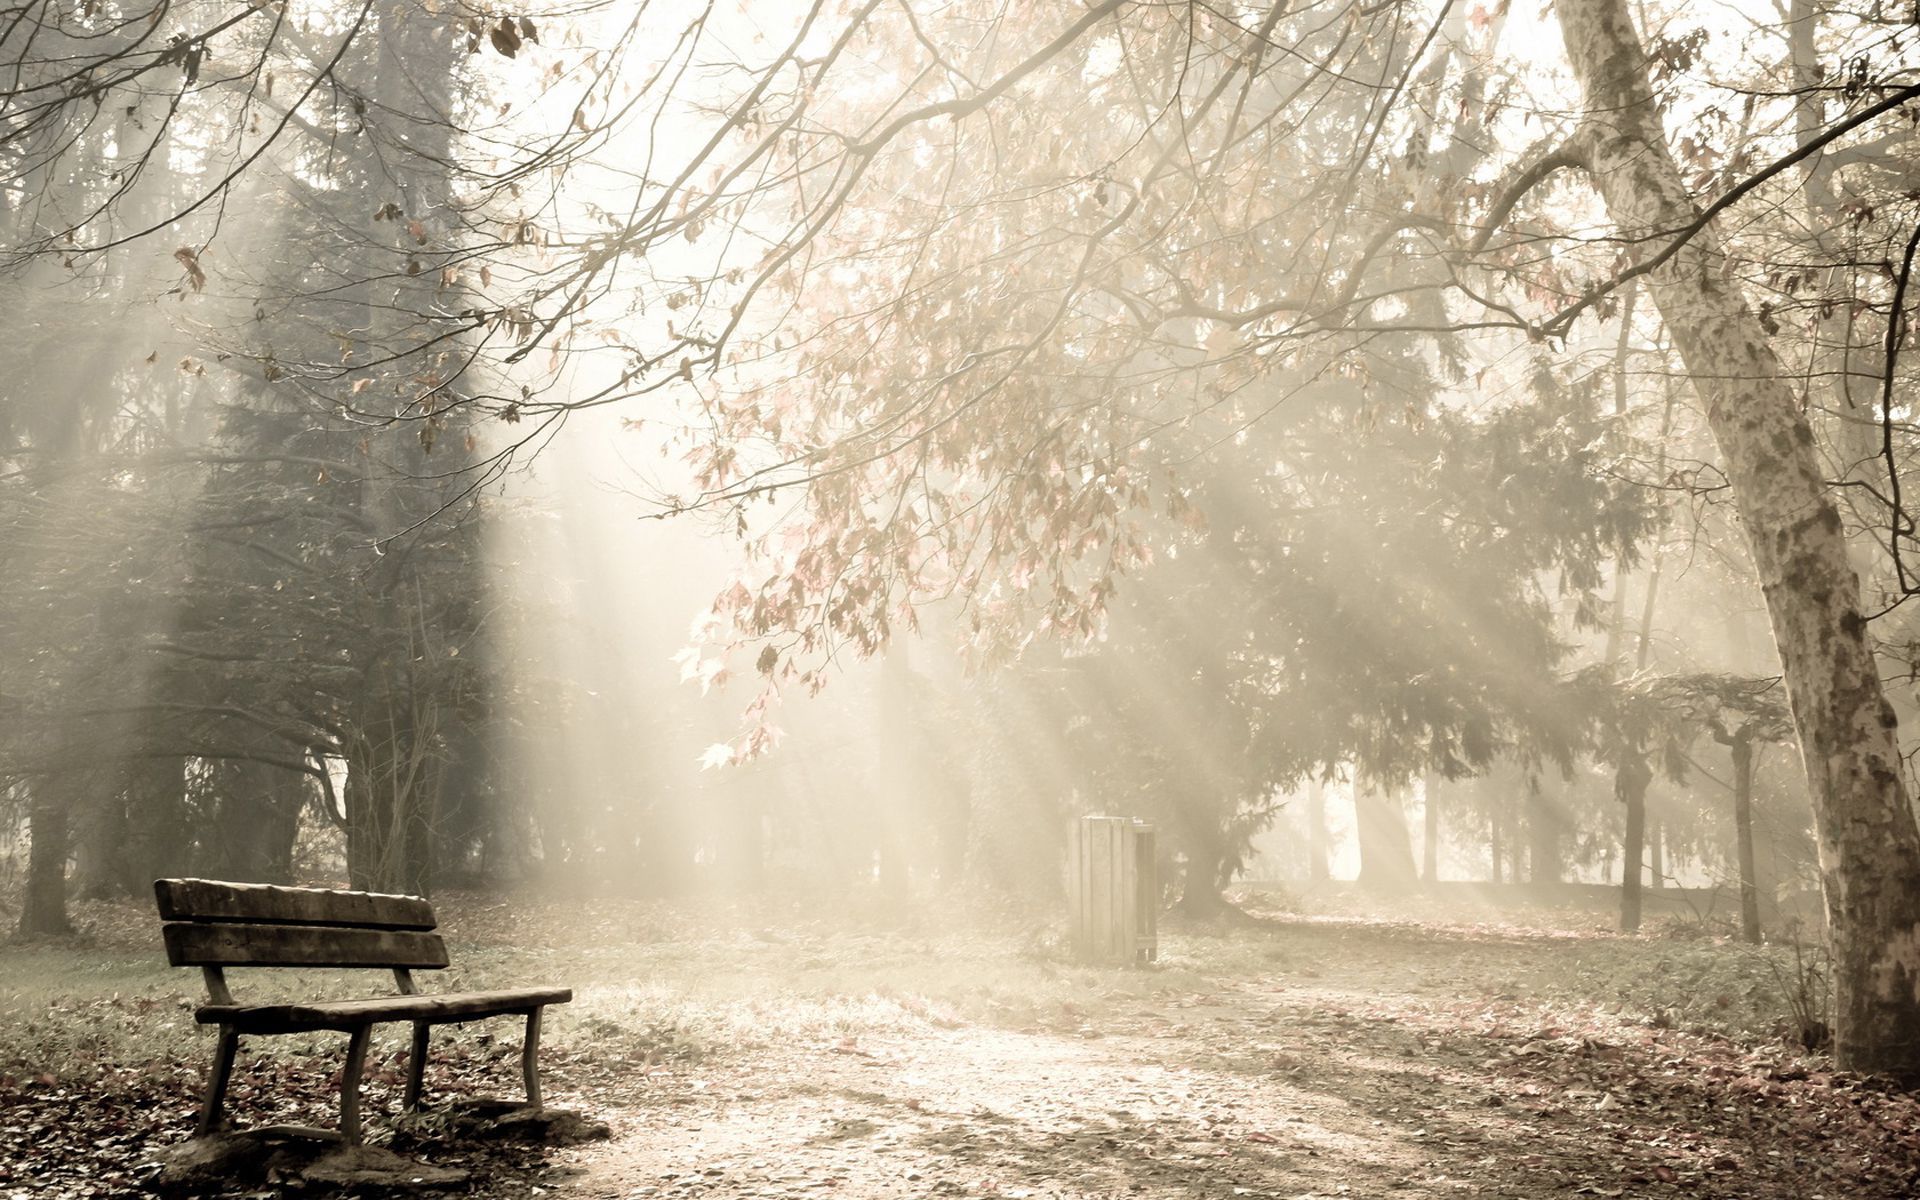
[345,737,382,892]
[18,783,73,936]
[1306,777,1331,883]
[1556,0,1920,1078]
[1174,801,1235,913]
[353,5,463,901]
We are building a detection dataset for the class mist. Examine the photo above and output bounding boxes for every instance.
[5,0,1920,1195]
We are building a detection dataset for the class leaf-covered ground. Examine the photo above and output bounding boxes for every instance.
[3,886,1917,1198]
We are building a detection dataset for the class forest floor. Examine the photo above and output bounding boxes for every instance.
[3,884,1918,1199]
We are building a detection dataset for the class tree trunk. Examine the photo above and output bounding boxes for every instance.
[195,759,306,884]
[327,1,463,901]
[1731,733,1763,945]
[351,709,435,896]
[1489,806,1503,886]
[1789,0,1888,592]
[1175,803,1233,912]
[1647,816,1663,890]
[1306,777,1330,883]
[1177,870,1230,915]
[18,784,73,936]
[71,785,127,900]
[1527,783,1560,885]
[1557,0,1920,1077]
[1355,782,1417,891]
[1421,774,1440,883]
[345,740,378,892]
[1618,755,1650,933]
[1601,281,1640,671]
[400,731,440,897]
[123,755,190,892]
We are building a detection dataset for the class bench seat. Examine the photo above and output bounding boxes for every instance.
[196,986,574,1033]
[155,878,573,1144]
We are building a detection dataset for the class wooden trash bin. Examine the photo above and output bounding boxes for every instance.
[1068,816,1158,964]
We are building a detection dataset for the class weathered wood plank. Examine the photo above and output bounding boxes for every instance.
[340,1025,372,1144]
[521,1008,545,1107]
[405,1022,431,1111]
[197,1025,239,1136]
[154,879,436,930]
[1089,818,1113,962]
[196,987,572,1033]
[1134,825,1158,963]
[1067,818,1085,956]
[162,922,450,970]
[1069,816,1158,965]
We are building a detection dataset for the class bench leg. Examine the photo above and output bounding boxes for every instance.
[196,1026,240,1137]
[521,1008,543,1109]
[404,1021,430,1112]
[340,1025,373,1145]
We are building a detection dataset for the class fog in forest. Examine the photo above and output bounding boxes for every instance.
[5,1,1920,1195]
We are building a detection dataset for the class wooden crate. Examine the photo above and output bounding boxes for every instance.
[1068,816,1158,965]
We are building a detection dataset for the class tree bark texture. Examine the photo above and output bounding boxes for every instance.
[1731,734,1764,945]
[1617,756,1651,934]
[1556,0,1920,1077]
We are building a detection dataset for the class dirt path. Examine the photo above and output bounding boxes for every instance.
[548,950,1884,1200]
[557,1009,1424,1199]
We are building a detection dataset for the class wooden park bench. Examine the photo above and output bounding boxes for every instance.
[154,878,571,1144]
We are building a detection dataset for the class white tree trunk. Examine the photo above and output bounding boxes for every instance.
[1555,0,1920,1079]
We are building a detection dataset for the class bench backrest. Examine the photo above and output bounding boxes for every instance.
[155,878,450,973]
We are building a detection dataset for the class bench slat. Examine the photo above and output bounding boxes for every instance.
[195,987,573,1033]
[162,922,450,969]
[154,879,436,930]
